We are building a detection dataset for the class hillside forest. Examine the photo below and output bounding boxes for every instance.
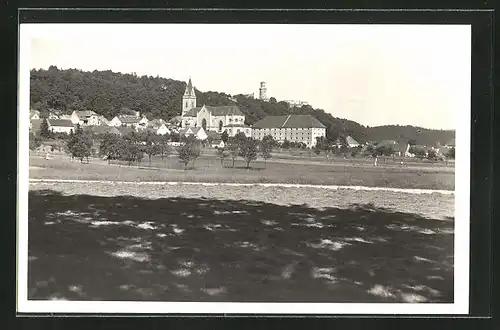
[30,66,455,146]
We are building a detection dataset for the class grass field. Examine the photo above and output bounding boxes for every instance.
[29,151,455,190]
[28,182,454,303]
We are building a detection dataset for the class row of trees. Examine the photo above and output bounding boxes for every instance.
[56,125,276,170]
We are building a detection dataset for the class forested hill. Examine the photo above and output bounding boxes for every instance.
[30,67,454,145]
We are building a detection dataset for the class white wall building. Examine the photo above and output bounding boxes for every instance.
[252,115,326,148]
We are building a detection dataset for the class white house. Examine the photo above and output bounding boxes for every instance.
[345,135,360,148]
[71,110,100,126]
[30,110,40,120]
[156,124,170,135]
[251,115,327,148]
[110,115,148,130]
[47,119,75,134]
[179,127,208,140]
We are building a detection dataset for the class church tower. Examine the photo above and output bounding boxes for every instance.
[182,77,197,116]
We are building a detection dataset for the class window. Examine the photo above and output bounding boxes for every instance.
[218,120,223,131]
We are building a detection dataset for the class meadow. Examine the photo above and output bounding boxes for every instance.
[29,149,455,190]
[28,181,454,302]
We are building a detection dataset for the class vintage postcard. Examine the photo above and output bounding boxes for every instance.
[17,23,471,314]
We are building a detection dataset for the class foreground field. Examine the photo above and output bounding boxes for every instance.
[28,182,454,302]
[29,152,455,190]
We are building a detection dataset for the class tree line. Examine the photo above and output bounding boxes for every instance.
[32,124,279,170]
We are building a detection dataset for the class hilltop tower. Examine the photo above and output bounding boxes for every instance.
[259,81,268,101]
[182,77,197,116]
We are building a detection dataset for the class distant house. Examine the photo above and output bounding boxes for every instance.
[179,126,208,140]
[30,110,40,120]
[251,114,326,148]
[206,131,224,148]
[147,119,170,135]
[155,124,170,135]
[395,141,414,157]
[47,119,75,134]
[71,110,99,126]
[110,115,148,129]
[168,116,183,128]
[148,118,167,128]
[48,112,59,119]
[97,115,110,126]
[345,135,360,148]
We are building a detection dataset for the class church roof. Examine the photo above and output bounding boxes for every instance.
[184,105,244,117]
[184,107,202,117]
[184,78,196,97]
[206,106,244,116]
[252,115,326,129]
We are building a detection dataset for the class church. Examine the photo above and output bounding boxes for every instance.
[180,78,252,138]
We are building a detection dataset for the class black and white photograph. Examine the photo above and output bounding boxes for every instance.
[17,22,471,314]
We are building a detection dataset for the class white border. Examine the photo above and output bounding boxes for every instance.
[17,24,471,315]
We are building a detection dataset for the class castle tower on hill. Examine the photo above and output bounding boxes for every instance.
[259,81,268,101]
[182,77,197,116]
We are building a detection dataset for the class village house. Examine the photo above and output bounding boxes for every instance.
[147,119,170,135]
[110,114,149,130]
[180,78,252,137]
[251,114,326,148]
[395,141,414,157]
[179,126,208,140]
[48,112,60,120]
[345,135,360,148]
[206,131,224,148]
[30,110,40,120]
[71,110,100,126]
[47,119,75,134]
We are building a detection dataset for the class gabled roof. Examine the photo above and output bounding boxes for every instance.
[30,110,40,117]
[179,127,205,135]
[394,141,410,153]
[184,105,245,117]
[183,107,202,117]
[98,115,110,124]
[47,119,74,127]
[74,110,97,117]
[168,116,183,123]
[346,136,359,145]
[252,115,326,129]
[184,78,196,97]
[206,106,244,116]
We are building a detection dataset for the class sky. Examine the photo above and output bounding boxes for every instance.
[23,24,471,130]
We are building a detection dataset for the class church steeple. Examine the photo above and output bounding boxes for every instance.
[182,77,197,116]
